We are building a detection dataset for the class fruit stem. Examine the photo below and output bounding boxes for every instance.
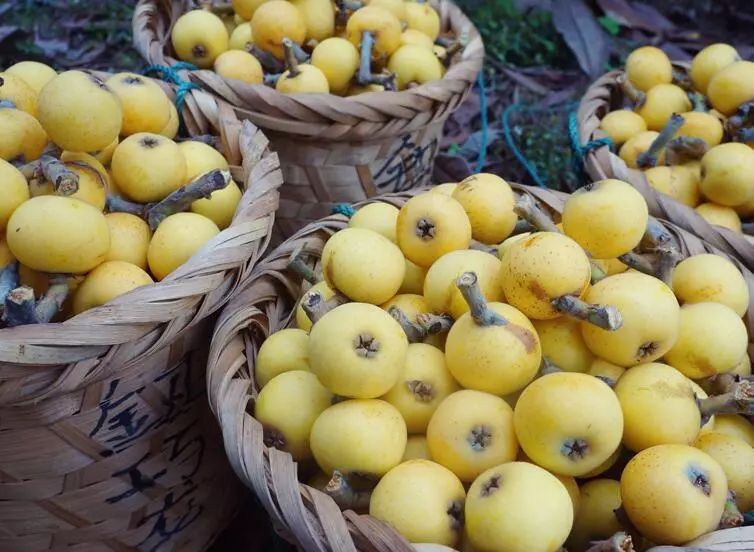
[591,262,607,284]
[469,240,498,255]
[147,169,231,230]
[513,194,559,233]
[281,38,301,79]
[368,71,398,91]
[34,274,69,323]
[690,91,708,112]
[106,195,146,217]
[416,312,454,335]
[291,42,310,63]
[287,244,318,285]
[665,136,709,164]
[20,156,80,196]
[540,357,563,376]
[441,41,463,67]
[249,45,285,74]
[0,262,19,316]
[655,246,683,286]
[672,68,693,91]
[358,31,375,85]
[698,378,754,420]
[263,73,282,87]
[726,102,754,139]
[456,271,508,327]
[302,291,331,324]
[642,217,674,250]
[584,532,635,552]
[552,295,623,331]
[324,470,372,511]
[513,219,535,235]
[617,251,655,277]
[3,286,37,327]
[719,489,744,529]
[617,74,645,107]
[637,113,685,169]
[388,306,426,343]
[176,134,220,149]
[735,126,754,143]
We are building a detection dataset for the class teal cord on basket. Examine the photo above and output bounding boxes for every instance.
[568,110,613,182]
[502,103,547,188]
[332,203,356,218]
[142,62,200,125]
[475,71,489,173]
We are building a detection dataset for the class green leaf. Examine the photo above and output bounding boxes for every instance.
[598,15,621,36]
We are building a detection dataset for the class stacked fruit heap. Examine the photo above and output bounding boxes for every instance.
[171,0,460,94]
[0,62,242,326]
[600,43,754,234]
[253,174,754,552]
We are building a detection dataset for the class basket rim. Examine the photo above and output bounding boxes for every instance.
[577,64,754,271]
[0,83,282,382]
[206,183,754,552]
[132,0,485,140]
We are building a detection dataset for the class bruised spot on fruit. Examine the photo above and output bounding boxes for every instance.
[446,499,464,530]
[467,425,492,451]
[637,341,659,360]
[354,333,380,358]
[561,438,590,461]
[140,136,160,149]
[407,379,434,402]
[263,426,286,450]
[687,464,712,496]
[416,218,436,240]
[505,323,538,354]
[480,473,501,497]
[652,380,694,399]
[527,280,549,301]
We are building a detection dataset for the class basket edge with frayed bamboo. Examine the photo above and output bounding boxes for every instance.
[0,80,281,551]
[577,67,754,270]
[132,0,485,239]
[206,183,754,552]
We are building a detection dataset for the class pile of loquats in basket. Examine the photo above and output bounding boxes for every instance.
[251,174,754,552]
[0,61,241,325]
[170,0,463,94]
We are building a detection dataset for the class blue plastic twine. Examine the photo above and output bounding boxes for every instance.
[502,103,548,188]
[331,203,356,218]
[142,62,200,126]
[568,110,613,182]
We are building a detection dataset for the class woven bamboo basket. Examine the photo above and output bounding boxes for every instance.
[206,183,754,551]
[132,0,485,239]
[577,67,754,270]
[0,79,282,551]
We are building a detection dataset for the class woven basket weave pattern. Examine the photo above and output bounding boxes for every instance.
[133,0,485,239]
[578,68,754,269]
[207,183,754,552]
[0,86,282,550]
